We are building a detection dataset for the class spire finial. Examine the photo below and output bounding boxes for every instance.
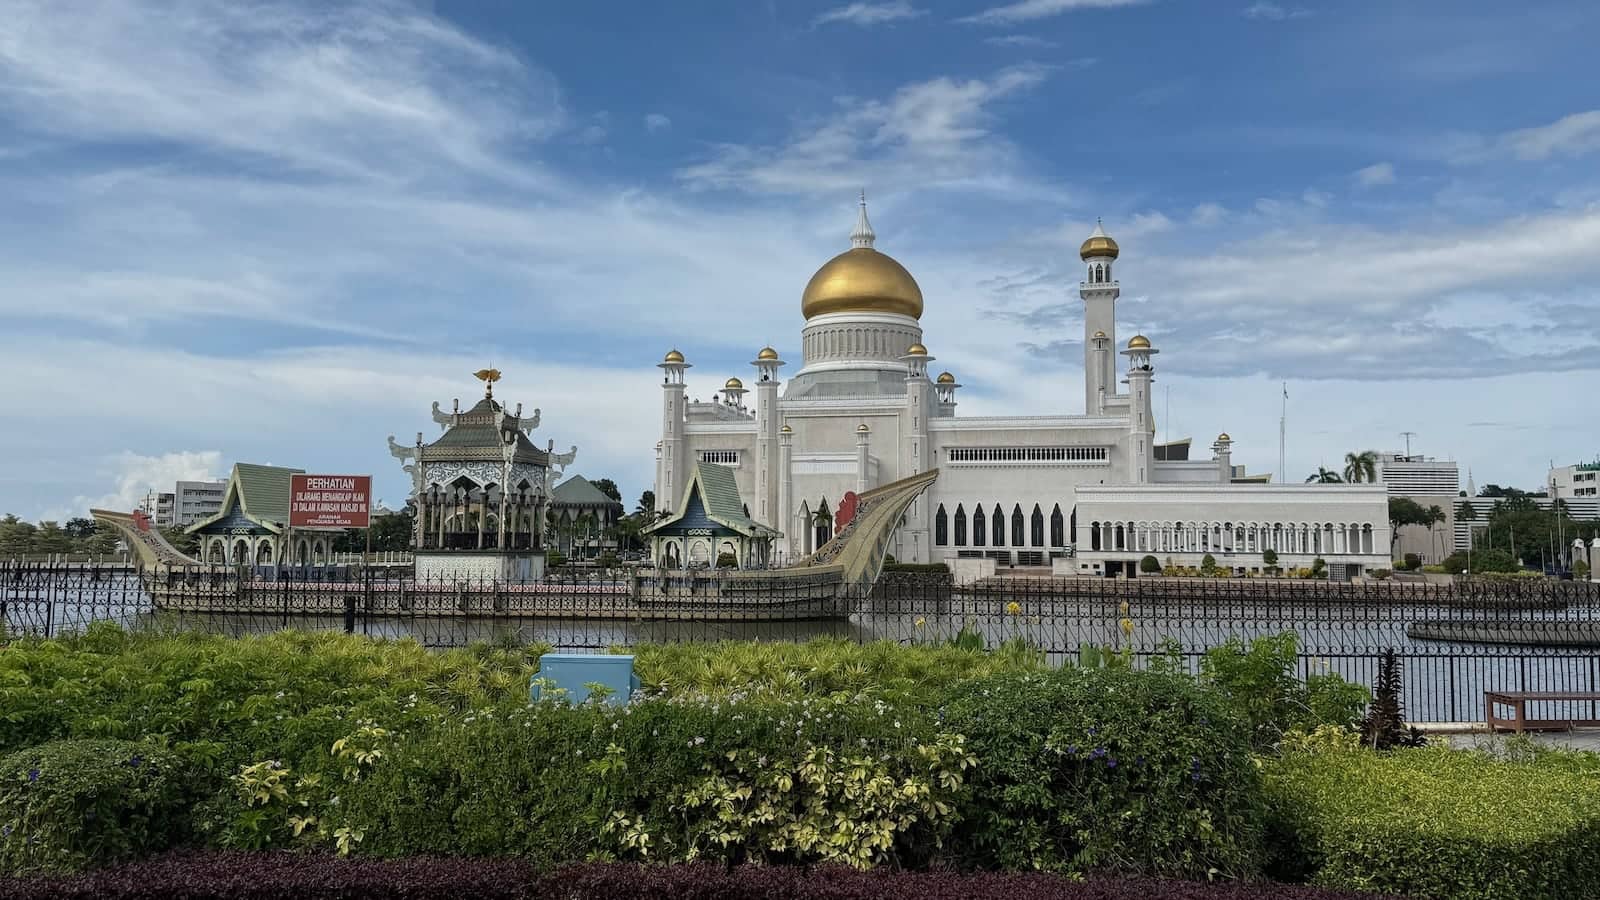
[851,190,875,249]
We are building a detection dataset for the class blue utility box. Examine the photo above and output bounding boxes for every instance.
[530,653,639,706]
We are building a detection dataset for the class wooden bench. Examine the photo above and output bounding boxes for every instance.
[1485,691,1600,733]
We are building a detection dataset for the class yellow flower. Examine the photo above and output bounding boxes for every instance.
[1118,600,1130,616]
[1119,617,1134,637]
[914,616,926,628]
[1005,601,1022,615]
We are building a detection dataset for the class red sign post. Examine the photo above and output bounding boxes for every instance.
[289,474,372,529]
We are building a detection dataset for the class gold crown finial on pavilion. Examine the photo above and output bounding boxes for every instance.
[474,368,502,398]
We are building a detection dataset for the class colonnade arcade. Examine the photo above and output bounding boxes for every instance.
[199,534,335,566]
[932,503,1070,551]
[415,477,542,551]
[1087,520,1377,556]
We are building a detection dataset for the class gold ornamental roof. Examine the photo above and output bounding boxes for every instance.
[800,248,923,320]
[757,346,779,360]
[1127,334,1151,350]
[936,371,955,384]
[724,377,744,391]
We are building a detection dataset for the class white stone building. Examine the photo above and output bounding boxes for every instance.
[1378,453,1461,563]
[652,198,1392,577]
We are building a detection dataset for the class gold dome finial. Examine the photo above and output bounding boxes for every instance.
[1093,330,1107,340]
[724,377,744,391]
[780,424,793,434]
[1127,334,1151,350]
[857,422,870,433]
[1080,219,1120,260]
[800,193,923,320]
[936,371,955,384]
[906,342,928,355]
[1218,432,1232,443]
[663,349,685,364]
[757,346,779,361]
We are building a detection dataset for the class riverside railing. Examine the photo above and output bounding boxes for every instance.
[3,560,1598,724]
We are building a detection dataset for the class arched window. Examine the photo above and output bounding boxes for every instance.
[954,504,967,546]
[973,506,987,547]
[993,504,1005,547]
[1115,523,1125,551]
[1031,504,1045,547]
[935,504,948,546]
[1012,504,1025,547]
[1090,520,1101,551]
[1050,504,1065,547]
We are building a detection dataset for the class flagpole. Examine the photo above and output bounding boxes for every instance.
[1278,382,1287,484]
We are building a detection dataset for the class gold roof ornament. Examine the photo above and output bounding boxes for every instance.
[801,193,923,320]
[780,424,793,433]
[857,422,871,432]
[1093,330,1107,340]
[473,368,502,398]
[906,342,928,355]
[724,377,744,391]
[936,371,956,384]
[1079,218,1120,260]
[1127,334,1151,350]
[663,349,685,363]
[757,346,779,360]
[1218,432,1232,443]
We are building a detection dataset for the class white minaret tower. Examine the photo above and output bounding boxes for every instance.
[751,346,784,529]
[855,423,872,494]
[657,349,690,514]
[899,342,934,562]
[779,424,795,560]
[721,377,747,412]
[1213,432,1234,484]
[1120,334,1157,484]
[1080,220,1120,415]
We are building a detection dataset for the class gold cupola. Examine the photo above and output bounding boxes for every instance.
[801,193,924,320]
[1127,334,1151,350]
[936,371,956,384]
[724,377,744,391]
[906,342,928,355]
[1079,219,1119,260]
[757,346,779,361]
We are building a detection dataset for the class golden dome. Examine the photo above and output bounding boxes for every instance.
[757,346,779,360]
[936,371,956,384]
[663,349,684,363]
[801,248,924,320]
[906,342,928,355]
[780,424,793,433]
[1080,235,1119,259]
[1093,330,1107,340]
[724,377,744,391]
[857,422,870,432]
[1127,334,1151,350]
[1218,432,1232,443]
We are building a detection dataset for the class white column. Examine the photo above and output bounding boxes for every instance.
[855,424,871,494]
[779,427,794,559]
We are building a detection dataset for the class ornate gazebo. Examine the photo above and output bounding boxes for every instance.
[389,370,577,583]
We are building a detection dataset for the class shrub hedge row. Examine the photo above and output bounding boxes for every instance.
[0,853,1402,900]
[1264,744,1600,898]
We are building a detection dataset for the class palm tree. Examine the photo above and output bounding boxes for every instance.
[1343,450,1378,484]
[1426,504,1446,562]
[1305,467,1343,484]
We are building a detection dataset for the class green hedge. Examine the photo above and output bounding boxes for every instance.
[1264,746,1600,898]
[942,668,1266,877]
[0,740,199,875]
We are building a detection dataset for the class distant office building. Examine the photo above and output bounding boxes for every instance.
[154,492,176,527]
[1550,460,1600,499]
[171,479,228,527]
[1378,453,1461,563]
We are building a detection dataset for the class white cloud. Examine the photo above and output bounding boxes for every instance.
[959,0,1146,26]
[1190,203,1228,226]
[70,450,225,519]
[1125,211,1174,236]
[0,0,564,185]
[677,64,1053,195]
[1502,110,1600,161]
[813,1,926,27]
[1354,162,1396,186]
[645,112,672,133]
[1241,2,1311,21]
[1301,188,1331,208]
[983,34,1059,48]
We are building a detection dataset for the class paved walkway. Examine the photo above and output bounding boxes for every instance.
[1439,728,1600,752]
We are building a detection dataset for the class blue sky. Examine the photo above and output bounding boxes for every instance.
[2,0,1597,520]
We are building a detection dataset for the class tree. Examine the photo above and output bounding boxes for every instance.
[1387,497,1433,555]
[33,521,72,554]
[370,511,415,552]
[591,478,623,504]
[1139,554,1160,573]
[1456,500,1478,521]
[1343,450,1378,484]
[160,526,199,556]
[636,491,656,516]
[63,517,98,540]
[1263,548,1278,571]
[83,524,120,555]
[0,515,38,556]
[1359,649,1427,750]
[1305,467,1343,484]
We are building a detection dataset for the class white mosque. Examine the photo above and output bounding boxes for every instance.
[653,197,1391,578]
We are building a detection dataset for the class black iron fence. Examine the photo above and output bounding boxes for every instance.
[4,561,1599,724]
